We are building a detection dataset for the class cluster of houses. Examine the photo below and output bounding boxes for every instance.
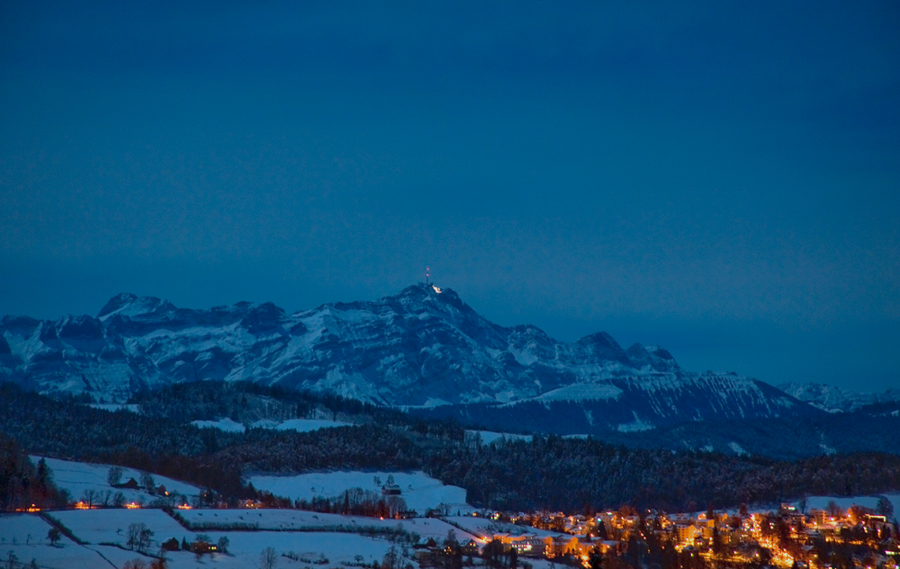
[442,503,899,569]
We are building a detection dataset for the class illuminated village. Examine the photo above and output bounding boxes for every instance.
[14,487,898,569]
[424,501,900,569]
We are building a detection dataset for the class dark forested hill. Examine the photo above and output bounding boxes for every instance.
[1,383,898,513]
[413,399,900,460]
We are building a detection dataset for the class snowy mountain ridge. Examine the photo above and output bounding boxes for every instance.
[778,382,900,413]
[0,283,818,429]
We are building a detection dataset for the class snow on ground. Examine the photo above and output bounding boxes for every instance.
[191,417,246,432]
[1,512,411,569]
[274,418,353,432]
[724,492,900,518]
[192,417,353,433]
[0,513,111,569]
[180,509,480,541]
[89,404,141,413]
[249,471,468,515]
[445,516,560,541]
[205,531,393,568]
[467,430,533,445]
[20,508,480,568]
[52,508,193,546]
[0,513,69,547]
[93,545,161,568]
[531,382,623,402]
[616,412,656,432]
[32,456,201,504]
[788,493,900,518]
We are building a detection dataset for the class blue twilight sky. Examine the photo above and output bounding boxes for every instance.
[1,2,899,392]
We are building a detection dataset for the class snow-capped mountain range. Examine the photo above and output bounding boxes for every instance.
[1,283,820,430]
[778,382,900,413]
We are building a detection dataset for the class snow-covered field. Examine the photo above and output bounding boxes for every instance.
[191,417,353,433]
[89,403,141,413]
[180,508,480,541]
[1,511,411,568]
[1,509,478,569]
[52,508,191,545]
[31,456,201,505]
[191,417,246,432]
[466,430,533,445]
[249,470,470,514]
[789,493,900,516]
[445,516,560,540]
[0,513,112,569]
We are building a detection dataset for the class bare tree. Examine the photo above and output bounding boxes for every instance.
[126,523,141,550]
[260,546,277,569]
[81,489,98,508]
[386,495,407,518]
[140,473,155,494]
[107,466,124,486]
[382,545,399,569]
[139,525,153,552]
[126,523,154,552]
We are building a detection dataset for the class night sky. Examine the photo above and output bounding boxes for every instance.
[2,2,898,392]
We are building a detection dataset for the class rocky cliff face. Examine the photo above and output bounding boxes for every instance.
[0,283,817,429]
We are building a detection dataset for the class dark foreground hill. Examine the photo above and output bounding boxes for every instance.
[2,382,899,513]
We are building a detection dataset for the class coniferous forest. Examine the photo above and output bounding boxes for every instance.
[1,381,899,513]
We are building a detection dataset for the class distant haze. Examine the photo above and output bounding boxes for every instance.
[1,2,898,392]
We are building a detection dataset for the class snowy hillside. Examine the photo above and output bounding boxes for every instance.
[248,471,469,515]
[31,456,201,505]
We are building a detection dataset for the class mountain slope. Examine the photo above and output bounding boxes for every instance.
[778,382,900,413]
[0,283,819,429]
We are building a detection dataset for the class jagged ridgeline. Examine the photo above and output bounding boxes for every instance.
[1,283,821,435]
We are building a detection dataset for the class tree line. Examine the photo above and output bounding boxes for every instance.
[2,382,899,514]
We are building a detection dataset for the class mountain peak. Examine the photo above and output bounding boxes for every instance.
[394,282,464,309]
[626,343,680,372]
[573,331,629,365]
[97,293,176,320]
[1,283,806,429]
[398,281,454,296]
